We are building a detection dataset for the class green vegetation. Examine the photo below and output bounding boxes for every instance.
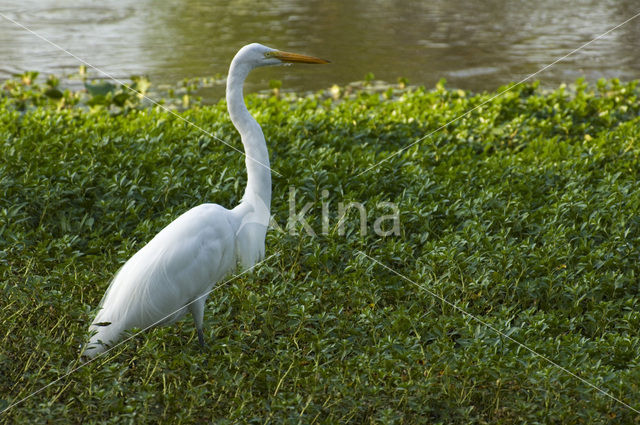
[1,74,640,423]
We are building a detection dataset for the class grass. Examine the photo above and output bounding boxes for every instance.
[1,74,640,423]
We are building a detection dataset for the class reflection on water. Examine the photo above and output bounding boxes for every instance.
[1,0,639,101]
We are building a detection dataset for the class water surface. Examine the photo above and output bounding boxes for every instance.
[1,0,639,100]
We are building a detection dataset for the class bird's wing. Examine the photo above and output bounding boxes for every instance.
[92,204,237,332]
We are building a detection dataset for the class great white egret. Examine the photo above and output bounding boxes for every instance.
[82,43,329,359]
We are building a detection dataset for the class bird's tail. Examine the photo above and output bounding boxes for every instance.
[81,321,122,360]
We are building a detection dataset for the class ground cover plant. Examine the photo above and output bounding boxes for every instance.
[1,74,640,423]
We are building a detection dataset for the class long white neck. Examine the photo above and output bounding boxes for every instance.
[226,60,272,210]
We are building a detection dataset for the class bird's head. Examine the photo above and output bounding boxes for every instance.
[234,43,330,69]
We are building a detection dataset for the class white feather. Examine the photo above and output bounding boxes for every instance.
[84,205,236,357]
[82,43,327,359]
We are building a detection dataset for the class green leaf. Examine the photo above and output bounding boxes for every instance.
[44,88,63,99]
[85,81,117,97]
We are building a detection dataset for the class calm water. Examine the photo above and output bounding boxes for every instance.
[1,0,640,101]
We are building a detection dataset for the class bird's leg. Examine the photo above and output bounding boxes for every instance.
[197,328,205,348]
[188,296,207,348]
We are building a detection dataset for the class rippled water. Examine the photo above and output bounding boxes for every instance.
[1,0,639,100]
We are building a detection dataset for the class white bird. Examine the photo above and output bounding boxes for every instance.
[82,43,329,359]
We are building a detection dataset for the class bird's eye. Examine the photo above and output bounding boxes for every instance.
[264,51,275,58]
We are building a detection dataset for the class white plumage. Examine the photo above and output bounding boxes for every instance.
[82,43,328,359]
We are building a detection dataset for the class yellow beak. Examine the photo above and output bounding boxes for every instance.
[271,50,330,64]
